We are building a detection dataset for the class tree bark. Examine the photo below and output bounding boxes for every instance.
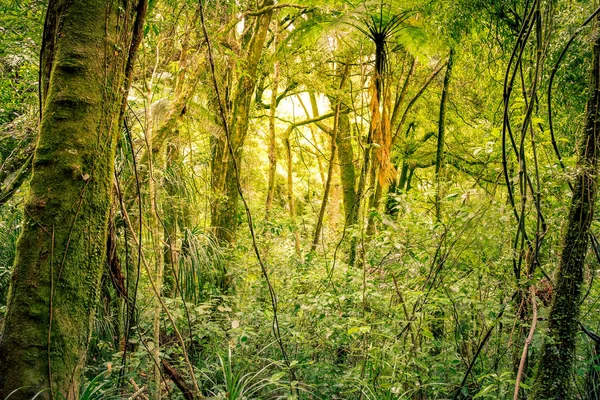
[144,89,164,400]
[265,19,280,221]
[311,62,350,252]
[284,127,301,254]
[336,108,357,225]
[0,0,145,398]
[435,48,454,221]
[533,23,600,399]
[211,1,273,243]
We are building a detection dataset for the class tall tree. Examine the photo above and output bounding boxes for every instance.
[210,1,274,243]
[336,107,357,225]
[533,17,600,399]
[0,0,147,398]
[311,61,350,252]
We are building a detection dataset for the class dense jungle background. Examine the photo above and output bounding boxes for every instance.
[2,0,600,398]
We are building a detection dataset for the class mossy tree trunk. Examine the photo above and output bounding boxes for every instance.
[311,62,350,252]
[265,18,280,222]
[533,23,600,399]
[336,108,357,225]
[0,0,145,399]
[211,1,273,244]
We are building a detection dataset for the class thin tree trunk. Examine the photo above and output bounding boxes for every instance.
[265,21,280,221]
[336,109,357,225]
[160,21,197,299]
[435,48,454,221]
[349,135,371,265]
[406,168,415,192]
[284,128,301,254]
[144,89,164,400]
[311,62,350,252]
[385,156,404,216]
[365,168,381,236]
[0,0,146,398]
[533,22,600,399]
[163,136,180,298]
[308,93,327,186]
[386,123,416,216]
[304,93,356,224]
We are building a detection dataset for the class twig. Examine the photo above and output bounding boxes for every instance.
[128,386,147,400]
[130,379,150,400]
[513,285,538,399]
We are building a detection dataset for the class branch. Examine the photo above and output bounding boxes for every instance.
[257,82,300,109]
[315,121,332,135]
[279,111,336,127]
[513,285,538,399]
[246,3,306,17]
[162,359,195,400]
[218,4,307,37]
[581,323,600,344]
[393,62,447,144]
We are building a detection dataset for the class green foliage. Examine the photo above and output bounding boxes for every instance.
[0,0,43,124]
[177,227,226,302]
[5,0,600,398]
[0,206,20,308]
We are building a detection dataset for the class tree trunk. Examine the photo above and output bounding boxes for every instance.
[144,89,165,400]
[284,128,301,254]
[311,62,350,252]
[533,24,600,399]
[265,20,280,221]
[365,172,381,236]
[406,168,415,192]
[163,135,180,298]
[336,108,357,225]
[385,156,404,216]
[211,1,273,244]
[349,114,373,266]
[435,48,454,221]
[159,22,196,299]
[0,0,145,398]
[386,123,416,216]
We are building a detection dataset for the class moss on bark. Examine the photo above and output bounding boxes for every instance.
[337,110,357,226]
[0,1,142,398]
[211,1,273,244]
[532,21,600,400]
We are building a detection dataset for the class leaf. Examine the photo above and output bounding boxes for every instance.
[348,326,371,335]
[473,384,495,399]
[421,327,434,339]
[269,371,286,383]
[532,117,545,126]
